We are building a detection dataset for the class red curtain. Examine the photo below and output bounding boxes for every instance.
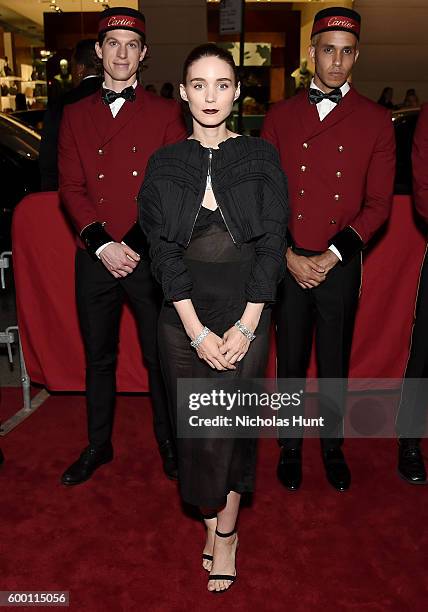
[12,193,427,392]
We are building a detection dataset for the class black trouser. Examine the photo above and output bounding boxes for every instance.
[75,248,172,448]
[396,249,428,442]
[276,248,361,452]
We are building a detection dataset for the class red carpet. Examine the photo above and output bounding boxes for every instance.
[1,388,427,611]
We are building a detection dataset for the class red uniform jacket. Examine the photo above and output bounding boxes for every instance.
[261,87,395,253]
[412,103,428,224]
[58,85,187,245]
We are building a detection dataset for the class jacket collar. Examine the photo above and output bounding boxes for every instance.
[90,83,145,145]
[298,86,360,140]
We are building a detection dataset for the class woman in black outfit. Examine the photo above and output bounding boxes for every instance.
[138,44,288,592]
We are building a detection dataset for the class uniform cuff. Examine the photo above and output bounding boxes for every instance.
[80,222,114,260]
[328,226,363,265]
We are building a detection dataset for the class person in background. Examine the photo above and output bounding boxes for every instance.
[58,7,187,487]
[262,7,395,493]
[145,83,157,94]
[378,86,395,110]
[402,88,420,108]
[395,104,428,485]
[160,81,174,99]
[39,39,103,191]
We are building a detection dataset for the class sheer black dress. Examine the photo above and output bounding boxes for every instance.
[158,205,271,508]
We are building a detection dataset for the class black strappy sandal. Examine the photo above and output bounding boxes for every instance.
[208,528,238,592]
[202,512,217,570]
[202,552,214,565]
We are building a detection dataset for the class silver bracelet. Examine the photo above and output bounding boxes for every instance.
[234,320,256,342]
[190,326,211,348]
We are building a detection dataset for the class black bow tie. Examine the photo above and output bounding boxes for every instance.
[102,86,136,106]
[309,87,342,106]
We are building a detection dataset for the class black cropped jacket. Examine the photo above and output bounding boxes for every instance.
[138,136,289,303]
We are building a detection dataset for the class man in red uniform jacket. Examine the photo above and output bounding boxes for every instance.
[395,104,428,485]
[58,7,187,485]
[262,7,395,491]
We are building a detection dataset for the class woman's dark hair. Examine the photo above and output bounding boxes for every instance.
[182,43,238,85]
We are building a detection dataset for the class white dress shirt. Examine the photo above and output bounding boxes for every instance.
[103,78,138,118]
[310,78,350,122]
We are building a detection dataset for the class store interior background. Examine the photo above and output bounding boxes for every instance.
[0,0,427,116]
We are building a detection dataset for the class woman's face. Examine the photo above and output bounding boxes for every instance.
[180,55,240,127]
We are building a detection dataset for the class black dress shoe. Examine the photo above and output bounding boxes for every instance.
[398,440,427,484]
[277,447,302,491]
[322,448,351,491]
[61,443,113,486]
[159,439,178,481]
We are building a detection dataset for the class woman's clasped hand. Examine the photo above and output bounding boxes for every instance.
[195,325,251,370]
